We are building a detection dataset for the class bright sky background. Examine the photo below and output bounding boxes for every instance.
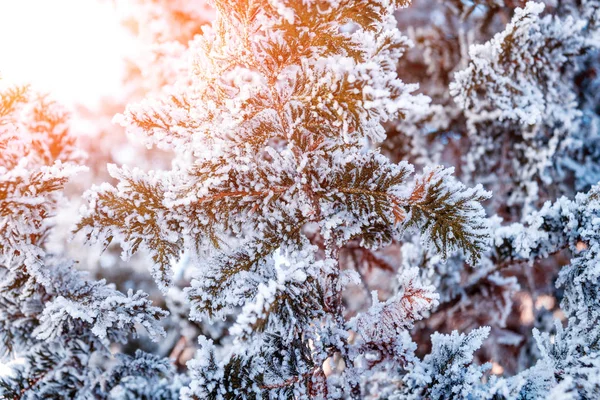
[0,0,133,107]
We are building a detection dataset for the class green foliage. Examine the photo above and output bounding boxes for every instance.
[75,0,494,397]
[403,167,491,264]
[76,166,183,292]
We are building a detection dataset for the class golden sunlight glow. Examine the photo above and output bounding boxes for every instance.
[0,0,133,107]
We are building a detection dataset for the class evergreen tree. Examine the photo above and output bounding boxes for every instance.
[1,0,600,399]
[0,82,182,398]
[77,0,490,397]
[390,0,600,387]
